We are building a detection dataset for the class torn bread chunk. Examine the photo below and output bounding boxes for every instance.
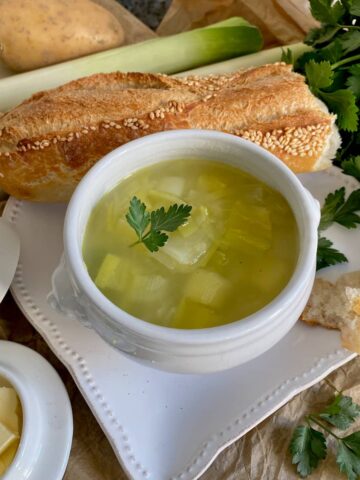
[301,272,360,353]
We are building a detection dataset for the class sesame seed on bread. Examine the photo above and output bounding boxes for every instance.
[0,64,340,202]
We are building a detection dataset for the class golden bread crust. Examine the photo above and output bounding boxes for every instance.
[0,65,337,202]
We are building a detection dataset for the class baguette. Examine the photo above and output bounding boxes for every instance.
[0,63,340,202]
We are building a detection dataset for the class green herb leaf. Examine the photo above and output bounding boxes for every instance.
[305,25,341,46]
[317,186,360,269]
[346,65,360,98]
[319,89,359,132]
[320,394,360,430]
[290,425,327,477]
[289,382,360,479]
[334,190,360,228]
[309,0,345,24]
[281,48,294,64]
[317,237,348,270]
[346,76,360,98]
[319,187,346,231]
[142,230,168,252]
[349,63,360,75]
[350,0,360,16]
[126,197,192,252]
[150,204,192,232]
[305,60,334,91]
[328,69,348,92]
[125,196,150,241]
[335,131,360,165]
[339,30,360,55]
[341,156,360,181]
[296,40,342,70]
[296,51,325,71]
[296,0,360,166]
[337,440,360,480]
[319,187,360,230]
[321,39,344,63]
[343,432,360,456]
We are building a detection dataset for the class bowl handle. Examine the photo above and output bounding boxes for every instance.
[48,254,90,325]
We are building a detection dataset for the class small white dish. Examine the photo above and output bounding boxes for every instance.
[0,218,20,303]
[0,341,73,480]
[51,129,320,373]
[3,165,360,480]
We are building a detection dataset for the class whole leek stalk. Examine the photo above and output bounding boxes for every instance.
[0,18,262,111]
[179,42,312,76]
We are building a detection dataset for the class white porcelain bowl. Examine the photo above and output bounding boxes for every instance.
[50,130,320,374]
[0,341,73,480]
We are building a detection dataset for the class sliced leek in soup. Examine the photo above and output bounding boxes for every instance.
[82,159,298,329]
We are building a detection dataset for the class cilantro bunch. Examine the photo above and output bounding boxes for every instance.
[290,383,360,480]
[284,0,360,180]
[282,0,360,270]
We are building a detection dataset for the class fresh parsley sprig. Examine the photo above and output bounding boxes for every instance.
[316,187,360,270]
[317,236,348,270]
[319,187,360,231]
[290,424,327,477]
[125,196,192,252]
[342,156,360,182]
[320,393,360,430]
[290,383,360,479]
[304,59,358,132]
[295,0,360,180]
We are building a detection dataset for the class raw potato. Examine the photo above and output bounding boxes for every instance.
[0,0,125,72]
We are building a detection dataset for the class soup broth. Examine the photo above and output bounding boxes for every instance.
[83,159,299,329]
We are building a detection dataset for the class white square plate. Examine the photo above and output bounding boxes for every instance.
[5,167,359,480]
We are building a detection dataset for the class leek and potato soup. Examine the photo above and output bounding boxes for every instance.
[82,159,299,329]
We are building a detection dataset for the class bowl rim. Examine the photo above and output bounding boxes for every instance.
[0,340,73,479]
[64,129,318,345]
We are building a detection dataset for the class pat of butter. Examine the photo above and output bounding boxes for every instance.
[0,423,17,455]
[0,387,20,434]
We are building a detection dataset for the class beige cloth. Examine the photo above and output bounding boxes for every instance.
[157,0,318,47]
[93,0,156,43]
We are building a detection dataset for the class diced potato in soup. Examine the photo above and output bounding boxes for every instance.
[83,159,298,329]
